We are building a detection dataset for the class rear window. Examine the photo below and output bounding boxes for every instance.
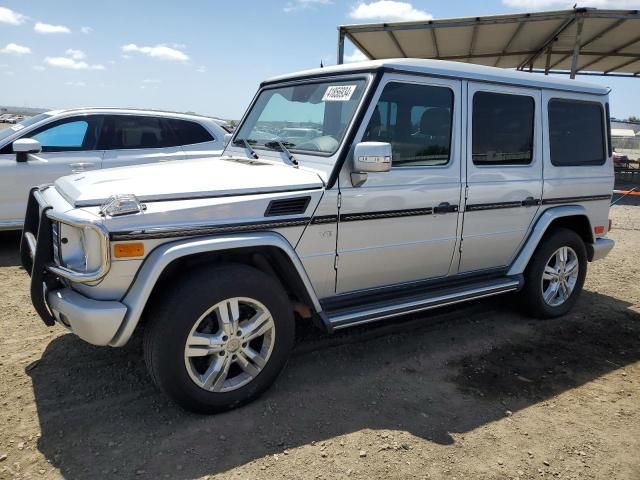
[166,119,214,145]
[548,99,606,166]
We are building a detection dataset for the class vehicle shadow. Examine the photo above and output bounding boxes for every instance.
[0,231,21,267]
[28,290,640,479]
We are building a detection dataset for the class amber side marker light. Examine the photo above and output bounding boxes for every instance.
[114,242,144,258]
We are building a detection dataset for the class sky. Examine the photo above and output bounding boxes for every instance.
[0,0,639,120]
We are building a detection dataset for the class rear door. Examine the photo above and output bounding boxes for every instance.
[99,115,185,169]
[0,115,104,224]
[459,83,543,273]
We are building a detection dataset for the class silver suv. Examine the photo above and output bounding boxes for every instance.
[22,60,614,413]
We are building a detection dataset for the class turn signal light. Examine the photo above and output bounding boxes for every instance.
[594,225,605,235]
[114,242,144,258]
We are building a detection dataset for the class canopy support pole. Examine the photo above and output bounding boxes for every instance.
[570,16,585,79]
[337,28,345,65]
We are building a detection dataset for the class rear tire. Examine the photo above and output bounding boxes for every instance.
[143,264,295,414]
[520,228,587,319]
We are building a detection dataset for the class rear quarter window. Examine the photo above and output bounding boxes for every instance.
[548,99,606,167]
[167,119,215,145]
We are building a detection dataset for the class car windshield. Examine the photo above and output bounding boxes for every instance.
[235,78,367,156]
[0,113,51,145]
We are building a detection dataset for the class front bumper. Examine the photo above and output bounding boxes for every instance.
[588,237,615,262]
[21,187,126,345]
[47,288,127,345]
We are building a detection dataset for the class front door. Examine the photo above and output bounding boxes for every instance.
[459,83,543,273]
[336,74,463,294]
[0,115,104,225]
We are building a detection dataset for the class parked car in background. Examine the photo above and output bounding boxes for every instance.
[0,108,229,230]
[22,60,614,413]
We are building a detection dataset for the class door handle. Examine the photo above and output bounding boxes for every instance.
[434,202,459,214]
[522,197,540,207]
[70,162,96,171]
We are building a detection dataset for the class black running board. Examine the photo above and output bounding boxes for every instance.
[325,277,521,330]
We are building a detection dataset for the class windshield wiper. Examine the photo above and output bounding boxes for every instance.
[233,138,259,159]
[265,140,299,167]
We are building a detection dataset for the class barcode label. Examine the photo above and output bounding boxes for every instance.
[322,85,357,102]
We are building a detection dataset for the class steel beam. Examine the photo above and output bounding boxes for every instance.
[388,30,407,57]
[494,21,525,67]
[430,28,440,58]
[570,16,585,78]
[549,18,627,70]
[578,33,640,71]
[468,23,479,62]
[517,14,577,70]
[604,57,640,74]
[337,28,345,64]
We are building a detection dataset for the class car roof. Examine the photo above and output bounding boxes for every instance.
[263,58,609,96]
[43,107,229,126]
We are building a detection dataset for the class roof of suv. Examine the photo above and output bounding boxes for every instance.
[44,107,230,126]
[263,59,609,96]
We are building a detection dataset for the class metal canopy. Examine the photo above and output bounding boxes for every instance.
[337,8,640,78]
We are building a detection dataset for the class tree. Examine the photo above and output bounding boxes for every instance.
[628,115,639,123]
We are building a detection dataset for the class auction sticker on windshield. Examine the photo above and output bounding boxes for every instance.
[323,85,357,102]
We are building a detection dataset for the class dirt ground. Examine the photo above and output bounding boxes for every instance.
[1,204,639,480]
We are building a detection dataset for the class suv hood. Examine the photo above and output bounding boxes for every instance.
[55,157,325,208]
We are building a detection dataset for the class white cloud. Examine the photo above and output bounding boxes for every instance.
[196,65,207,73]
[284,0,332,13]
[349,1,432,21]
[121,43,189,62]
[344,50,369,62]
[44,57,105,70]
[65,49,86,60]
[0,43,32,56]
[142,78,161,84]
[34,22,71,34]
[32,65,46,71]
[81,26,93,34]
[0,6,26,25]
[65,81,86,87]
[3,71,15,76]
[503,0,640,7]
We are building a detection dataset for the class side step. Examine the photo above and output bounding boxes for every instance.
[324,277,522,330]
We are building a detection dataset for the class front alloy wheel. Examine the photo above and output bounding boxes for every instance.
[184,297,276,393]
[144,264,295,413]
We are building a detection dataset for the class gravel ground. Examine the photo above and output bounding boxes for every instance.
[1,205,639,480]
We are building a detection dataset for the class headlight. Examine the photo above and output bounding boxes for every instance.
[57,223,102,273]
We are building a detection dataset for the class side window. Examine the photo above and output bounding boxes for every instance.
[167,119,215,145]
[472,92,534,166]
[548,99,605,166]
[363,82,453,167]
[100,116,174,150]
[27,117,101,153]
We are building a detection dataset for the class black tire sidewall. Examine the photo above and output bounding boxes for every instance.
[145,264,295,413]
[523,228,588,319]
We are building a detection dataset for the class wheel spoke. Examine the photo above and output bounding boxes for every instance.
[543,265,559,281]
[242,310,273,342]
[185,332,225,358]
[565,259,578,277]
[217,299,240,336]
[236,348,263,377]
[544,281,559,303]
[202,355,232,392]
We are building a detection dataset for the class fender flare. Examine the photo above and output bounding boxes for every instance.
[507,205,593,277]
[109,232,321,347]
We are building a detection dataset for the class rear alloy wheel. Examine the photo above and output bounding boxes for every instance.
[520,228,587,319]
[144,264,295,413]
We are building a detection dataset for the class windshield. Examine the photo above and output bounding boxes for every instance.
[235,78,367,156]
[0,113,51,145]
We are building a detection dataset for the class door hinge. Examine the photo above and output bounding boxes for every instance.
[334,255,340,270]
[459,238,464,253]
[464,185,469,200]
[337,192,342,209]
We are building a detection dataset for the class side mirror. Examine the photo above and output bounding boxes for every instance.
[13,138,42,163]
[223,133,233,147]
[351,142,391,186]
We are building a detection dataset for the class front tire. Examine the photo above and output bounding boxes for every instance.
[143,264,295,414]
[520,228,587,319]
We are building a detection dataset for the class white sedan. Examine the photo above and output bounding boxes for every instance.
[0,108,230,230]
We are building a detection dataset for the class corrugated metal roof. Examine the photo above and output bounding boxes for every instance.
[338,8,640,78]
